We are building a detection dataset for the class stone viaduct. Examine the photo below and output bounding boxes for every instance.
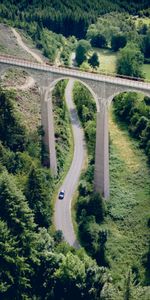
[0,55,150,198]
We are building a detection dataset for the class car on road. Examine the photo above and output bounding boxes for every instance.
[59,190,65,200]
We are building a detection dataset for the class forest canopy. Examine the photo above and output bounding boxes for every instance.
[0,0,150,37]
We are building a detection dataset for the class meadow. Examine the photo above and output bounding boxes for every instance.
[105,108,150,285]
[95,48,150,81]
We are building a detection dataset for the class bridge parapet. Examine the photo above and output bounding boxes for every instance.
[0,55,150,92]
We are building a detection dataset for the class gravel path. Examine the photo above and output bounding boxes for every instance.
[11,28,44,64]
[8,27,43,90]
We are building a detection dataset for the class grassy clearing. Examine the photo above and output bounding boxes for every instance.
[14,88,41,132]
[94,48,150,81]
[95,48,117,74]
[104,107,150,286]
[1,68,41,131]
[143,64,150,80]
[1,68,27,87]
[0,24,33,59]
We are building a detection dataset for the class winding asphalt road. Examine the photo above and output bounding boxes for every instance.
[11,28,86,247]
[54,79,86,247]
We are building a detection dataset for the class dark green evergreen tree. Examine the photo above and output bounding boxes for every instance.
[0,89,27,152]
[0,220,26,298]
[88,52,100,68]
[0,171,39,299]
[25,165,53,228]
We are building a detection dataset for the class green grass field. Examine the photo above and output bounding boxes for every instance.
[94,48,150,81]
[143,64,150,80]
[104,108,150,286]
[94,48,117,74]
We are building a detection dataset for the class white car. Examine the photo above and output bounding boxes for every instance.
[59,190,65,200]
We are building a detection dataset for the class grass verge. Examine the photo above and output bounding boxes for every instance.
[94,48,117,74]
[104,107,150,286]
[71,152,88,239]
[143,64,150,80]
[94,48,150,81]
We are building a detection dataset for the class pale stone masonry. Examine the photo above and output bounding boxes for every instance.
[40,87,57,175]
[94,109,109,198]
[0,55,150,198]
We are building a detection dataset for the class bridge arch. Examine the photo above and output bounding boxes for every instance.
[47,76,100,112]
[107,88,150,106]
[40,76,101,180]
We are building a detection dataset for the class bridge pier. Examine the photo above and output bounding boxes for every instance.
[94,105,109,199]
[40,87,57,175]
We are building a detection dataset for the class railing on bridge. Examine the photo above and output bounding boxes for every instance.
[0,54,150,89]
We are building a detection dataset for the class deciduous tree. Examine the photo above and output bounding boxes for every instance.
[75,40,91,66]
[116,43,144,78]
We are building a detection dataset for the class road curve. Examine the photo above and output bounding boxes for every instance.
[54,79,86,248]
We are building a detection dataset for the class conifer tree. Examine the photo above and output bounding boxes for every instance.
[88,52,100,68]
[0,171,39,299]
[25,165,53,228]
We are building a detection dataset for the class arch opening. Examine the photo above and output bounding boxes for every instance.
[48,77,100,112]
[108,89,150,106]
